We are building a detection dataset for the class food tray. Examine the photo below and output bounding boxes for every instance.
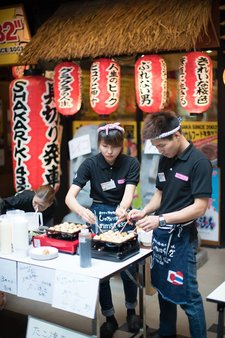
[46,222,86,241]
[91,236,140,262]
[92,230,137,246]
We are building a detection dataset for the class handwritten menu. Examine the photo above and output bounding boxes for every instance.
[52,270,99,319]
[17,263,54,303]
[26,316,90,338]
[0,258,17,294]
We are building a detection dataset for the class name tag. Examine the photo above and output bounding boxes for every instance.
[158,172,166,182]
[101,179,116,191]
[175,173,189,181]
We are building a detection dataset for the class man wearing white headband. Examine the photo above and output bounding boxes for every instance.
[128,110,212,338]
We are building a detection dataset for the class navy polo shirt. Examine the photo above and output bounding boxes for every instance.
[155,143,212,215]
[72,153,140,205]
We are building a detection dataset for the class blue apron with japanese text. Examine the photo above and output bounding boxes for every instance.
[90,203,134,233]
[151,225,190,304]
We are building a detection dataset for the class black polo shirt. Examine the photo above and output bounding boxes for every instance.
[155,143,212,215]
[73,153,140,205]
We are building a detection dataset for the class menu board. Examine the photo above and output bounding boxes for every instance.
[17,263,54,303]
[52,270,99,319]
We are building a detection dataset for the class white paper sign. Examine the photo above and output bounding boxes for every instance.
[26,316,89,338]
[68,134,91,160]
[144,139,160,154]
[0,258,17,294]
[18,263,54,303]
[52,270,99,318]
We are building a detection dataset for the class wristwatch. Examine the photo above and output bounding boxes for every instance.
[159,214,166,227]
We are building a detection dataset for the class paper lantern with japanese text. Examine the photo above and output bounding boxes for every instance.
[135,55,167,113]
[179,52,212,113]
[90,58,120,115]
[54,61,82,116]
[9,70,61,192]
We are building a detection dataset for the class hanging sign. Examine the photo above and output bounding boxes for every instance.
[90,58,120,115]
[0,6,31,65]
[179,51,212,114]
[9,72,61,192]
[54,61,82,116]
[135,54,167,113]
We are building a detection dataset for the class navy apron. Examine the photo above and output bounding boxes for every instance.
[90,202,133,233]
[151,224,190,304]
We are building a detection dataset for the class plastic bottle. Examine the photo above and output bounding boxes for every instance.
[79,228,92,268]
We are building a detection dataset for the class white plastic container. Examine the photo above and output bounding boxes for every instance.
[0,217,13,254]
[24,212,43,231]
[12,215,29,257]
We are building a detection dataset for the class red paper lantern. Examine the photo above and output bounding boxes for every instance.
[54,61,82,116]
[9,70,61,192]
[179,52,212,113]
[135,55,167,113]
[90,58,120,115]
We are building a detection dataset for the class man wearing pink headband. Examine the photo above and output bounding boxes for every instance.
[128,110,212,338]
[66,122,141,337]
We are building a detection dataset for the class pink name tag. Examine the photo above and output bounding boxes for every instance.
[118,179,125,184]
[175,172,189,181]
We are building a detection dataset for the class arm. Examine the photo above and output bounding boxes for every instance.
[65,184,96,224]
[163,197,209,224]
[115,184,136,222]
[128,189,162,221]
[136,197,209,232]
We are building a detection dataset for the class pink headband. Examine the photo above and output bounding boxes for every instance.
[97,122,125,135]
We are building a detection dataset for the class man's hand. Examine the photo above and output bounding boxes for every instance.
[127,208,146,222]
[136,215,159,231]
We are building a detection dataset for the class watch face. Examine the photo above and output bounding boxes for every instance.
[159,216,166,226]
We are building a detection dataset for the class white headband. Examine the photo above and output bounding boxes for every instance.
[97,122,125,135]
[151,125,181,140]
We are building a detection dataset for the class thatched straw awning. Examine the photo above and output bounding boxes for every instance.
[19,0,214,65]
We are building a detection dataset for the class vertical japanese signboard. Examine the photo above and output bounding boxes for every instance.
[0,5,31,65]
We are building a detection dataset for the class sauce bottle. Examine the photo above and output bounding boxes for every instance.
[79,228,92,268]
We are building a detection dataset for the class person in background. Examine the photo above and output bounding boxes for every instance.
[128,111,212,338]
[0,184,56,227]
[65,122,141,338]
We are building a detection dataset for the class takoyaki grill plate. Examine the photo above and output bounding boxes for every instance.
[91,232,139,261]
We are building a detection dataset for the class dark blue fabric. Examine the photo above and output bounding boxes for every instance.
[151,225,190,304]
[91,202,137,316]
[90,203,134,233]
[157,239,206,338]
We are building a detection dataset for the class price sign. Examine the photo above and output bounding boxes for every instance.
[26,316,90,338]
[0,258,17,294]
[0,6,31,65]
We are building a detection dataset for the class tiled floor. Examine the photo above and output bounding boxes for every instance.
[0,246,225,337]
